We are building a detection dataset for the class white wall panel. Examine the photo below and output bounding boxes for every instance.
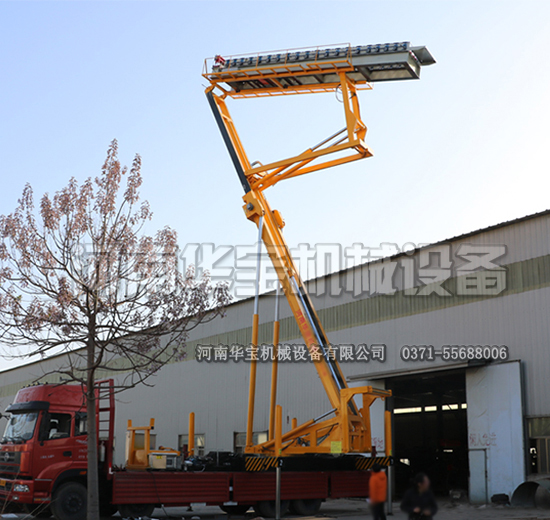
[466,361,525,502]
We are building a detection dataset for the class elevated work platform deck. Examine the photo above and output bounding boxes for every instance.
[203,42,435,97]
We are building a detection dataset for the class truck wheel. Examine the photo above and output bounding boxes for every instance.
[290,499,322,515]
[220,504,252,515]
[117,503,156,518]
[51,482,86,520]
[254,500,289,518]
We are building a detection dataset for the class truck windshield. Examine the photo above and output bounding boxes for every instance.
[2,412,39,443]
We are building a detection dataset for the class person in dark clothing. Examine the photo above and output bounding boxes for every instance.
[400,473,438,519]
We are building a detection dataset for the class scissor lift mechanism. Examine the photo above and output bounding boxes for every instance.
[204,42,434,458]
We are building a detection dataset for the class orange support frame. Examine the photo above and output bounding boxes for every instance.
[205,50,392,457]
[125,418,155,470]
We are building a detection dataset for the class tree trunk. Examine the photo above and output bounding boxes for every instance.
[86,338,100,520]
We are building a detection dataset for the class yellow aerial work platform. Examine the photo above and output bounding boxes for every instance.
[203,42,435,459]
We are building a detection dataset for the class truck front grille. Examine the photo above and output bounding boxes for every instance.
[0,479,13,492]
[0,451,21,477]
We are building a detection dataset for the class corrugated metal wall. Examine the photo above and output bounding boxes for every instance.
[2,211,550,461]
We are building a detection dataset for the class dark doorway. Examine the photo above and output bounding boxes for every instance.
[387,369,469,497]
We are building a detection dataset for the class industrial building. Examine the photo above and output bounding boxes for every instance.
[2,208,550,503]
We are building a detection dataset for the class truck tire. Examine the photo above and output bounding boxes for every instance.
[290,499,322,515]
[254,500,289,518]
[50,482,87,520]
[220,504,252,515]
[117,503,156,518]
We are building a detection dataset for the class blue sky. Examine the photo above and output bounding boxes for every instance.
[1,1,549,370]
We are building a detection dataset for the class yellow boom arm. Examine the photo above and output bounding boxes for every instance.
[204,42,434,456]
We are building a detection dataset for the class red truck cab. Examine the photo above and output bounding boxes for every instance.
[0,382,113,518]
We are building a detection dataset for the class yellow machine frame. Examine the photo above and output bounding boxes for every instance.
[126,418,155,470]
[204,45,396,458]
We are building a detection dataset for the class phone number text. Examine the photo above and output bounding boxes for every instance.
[400,345,509,362]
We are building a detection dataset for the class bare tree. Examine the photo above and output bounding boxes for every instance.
[0,140,231,520]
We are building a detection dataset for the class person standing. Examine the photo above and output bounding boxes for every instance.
[400,473,438,519]
[369,463,387,520]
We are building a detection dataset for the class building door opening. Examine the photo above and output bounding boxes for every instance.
[387,369,468,497]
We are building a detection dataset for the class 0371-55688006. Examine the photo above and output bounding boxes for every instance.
[400,344,509,362]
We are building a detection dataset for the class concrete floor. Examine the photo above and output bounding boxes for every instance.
[2,498,550,520]
[139,499,550,520]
